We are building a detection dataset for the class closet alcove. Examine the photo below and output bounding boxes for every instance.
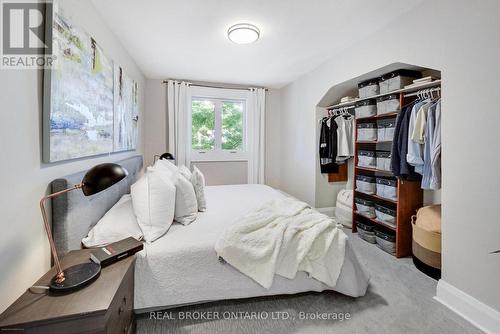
[316,62,441,257]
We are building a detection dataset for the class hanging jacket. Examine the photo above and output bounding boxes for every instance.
[319,117,339,173]
[391,103,420,181]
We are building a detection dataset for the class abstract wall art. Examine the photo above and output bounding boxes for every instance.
[113,65,139,152]
[43,5,138,163]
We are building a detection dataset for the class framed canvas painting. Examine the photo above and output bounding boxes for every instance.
[43,6,114,162]
[113,65,139,152]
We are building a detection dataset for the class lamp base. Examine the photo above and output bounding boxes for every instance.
[49,262,101,293]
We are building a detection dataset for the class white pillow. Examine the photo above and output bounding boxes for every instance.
[179,165,192,180]
[154,159,178,174]
[82,194,143,248]
[131,168,176,243]
[191,166,207,212]
[174,173,198,225]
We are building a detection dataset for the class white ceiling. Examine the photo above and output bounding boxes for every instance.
[92,0,423,88]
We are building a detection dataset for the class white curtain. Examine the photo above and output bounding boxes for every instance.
[247,88,266,184]
[167,80,190,166]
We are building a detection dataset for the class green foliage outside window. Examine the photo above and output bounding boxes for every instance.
[191,100,215,150]
[191,99,243,151]
[222,102,243,150]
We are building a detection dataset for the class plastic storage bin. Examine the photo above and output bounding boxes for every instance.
[355,197,376,218]
[379,69,421,94]
[376,94,400,115]
[355,99,377,119]
[358,79,379,98]
[375,229,396,255]
[357,123,377,142]
[357,150,376,168]
[356,221,377,244]
[376,177,397,201]
[376,151,391,171]
[355,175,376,194]
[375,204,397,227]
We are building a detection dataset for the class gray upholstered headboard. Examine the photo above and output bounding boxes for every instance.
[51,155,143,257]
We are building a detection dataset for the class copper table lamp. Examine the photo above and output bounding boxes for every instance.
[40,163,128,293]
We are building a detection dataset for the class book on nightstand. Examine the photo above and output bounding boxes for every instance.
[90,237,143,268]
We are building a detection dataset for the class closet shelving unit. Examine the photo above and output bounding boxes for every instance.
[345,80,441,258]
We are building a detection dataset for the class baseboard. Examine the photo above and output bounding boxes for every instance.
[315,206,335,217]
[435,280,500,334]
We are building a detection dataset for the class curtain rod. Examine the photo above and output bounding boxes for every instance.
[162,80,268,91]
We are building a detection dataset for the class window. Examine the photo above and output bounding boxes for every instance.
[190,88,247,161]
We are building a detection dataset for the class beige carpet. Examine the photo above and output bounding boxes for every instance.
[135,229,481,334]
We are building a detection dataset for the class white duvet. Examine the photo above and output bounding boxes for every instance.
[134,184,369,311]
[215,197,347,289]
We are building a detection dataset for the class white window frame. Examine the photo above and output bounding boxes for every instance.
[189,86,249,162]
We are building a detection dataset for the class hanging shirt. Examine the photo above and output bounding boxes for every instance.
[430,100,441,189]
[407,101,431,175]
[335,115,354,162]
[411,101,430,144]
[421,101,438,189]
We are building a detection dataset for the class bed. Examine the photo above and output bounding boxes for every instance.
[50,155,369,313]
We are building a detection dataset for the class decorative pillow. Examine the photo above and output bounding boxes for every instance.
[154,159,178,175]
[131,168,176,243]
[82,194,143,248]
[191,166,207,212]
[174,173,198,225]
[179,165,192,180]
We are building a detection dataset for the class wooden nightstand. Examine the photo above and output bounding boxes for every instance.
[0,249,135,334]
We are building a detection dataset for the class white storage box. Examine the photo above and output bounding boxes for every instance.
[377,121,386,142]
[376,94,400,115]
[375,229,396,255]
[355,175,376,194]
[355,197,376,218]
[384,119,396,141]
[358,79,379,98]
[376,177,397,201]
[379,69,421,94]
[377,119,397,142]
[355,99,377,118]
[357,150,376,168]
[356,221,377,244]
[375,204,397,227]
[357,123,377,142]
[376,151,391,171]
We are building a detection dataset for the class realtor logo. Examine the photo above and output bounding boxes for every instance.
[1,0,54,68]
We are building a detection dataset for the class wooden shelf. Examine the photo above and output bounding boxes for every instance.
[326,80,441,110]
[356,166,393,175]
[356,112,400,121]
[351,78,430,258]
[355,190,397,205]
[356,140,392,144]
[354,212,396,231]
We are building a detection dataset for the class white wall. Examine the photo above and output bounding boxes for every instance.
[279,0,500,317]
[144,79,167,167]
[143,80,282,188]
[0,0,145,312]
[193,161,247,185]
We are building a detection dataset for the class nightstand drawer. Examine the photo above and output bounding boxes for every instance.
[104,260,135,334]
[0,251,136,334]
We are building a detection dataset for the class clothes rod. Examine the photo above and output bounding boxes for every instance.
[328,105,355,111]
[162,80,268,91]
[404,87,441,98]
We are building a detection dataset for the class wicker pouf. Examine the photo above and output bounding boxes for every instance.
[411,205,441,279]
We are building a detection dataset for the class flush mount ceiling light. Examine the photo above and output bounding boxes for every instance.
[227,23,260,44]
